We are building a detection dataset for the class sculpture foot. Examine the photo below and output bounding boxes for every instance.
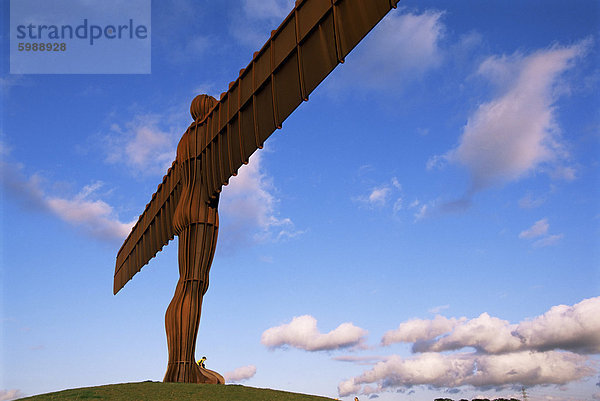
[163,362,225,384]
[199,366,225,384]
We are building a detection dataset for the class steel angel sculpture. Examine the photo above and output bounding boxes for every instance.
[114,0,401,384]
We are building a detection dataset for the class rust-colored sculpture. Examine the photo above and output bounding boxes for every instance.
[114,0,401,384]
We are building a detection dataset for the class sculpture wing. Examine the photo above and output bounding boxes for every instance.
[113,162,181,294]
[196,0,401,199]
[114,0,400,294]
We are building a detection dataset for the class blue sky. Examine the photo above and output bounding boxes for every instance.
[1,1,599,401]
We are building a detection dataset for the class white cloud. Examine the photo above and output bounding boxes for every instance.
[405,198,439,221]
[408,200,420,208]
[392,297,600,355]
[472,351,594,387]
[338,351,594,396]
[0,161,134,241]
[328,9,444,91]
[45,182,135,240]
[519,218,550,239]
[355,177,402,211]
[516,297,600,354]
[339,352,472,395]
[338,378,363,397]
[414,204,429,221]
[261,315,368,351]
[104,114,179,175]
[0,389,25,401]
[519,218,563,247]
[219,152,301,249]
[533,233,564,248]
[432,42,586,192]
[426,154,445,171]
[382,315,464,346]
[224,365,257,383]
[0,161,46,210]
[392,198,403,214]
[368,187,391,206]
[416,312,522,354]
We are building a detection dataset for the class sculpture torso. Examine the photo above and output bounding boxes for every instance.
[173,125,219,235]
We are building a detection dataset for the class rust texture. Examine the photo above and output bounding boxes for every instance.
[114,0,401,384]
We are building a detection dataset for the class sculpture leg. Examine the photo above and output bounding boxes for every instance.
[164,222,222,383]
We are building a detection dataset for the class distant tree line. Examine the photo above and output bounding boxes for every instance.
[434,398,520,401]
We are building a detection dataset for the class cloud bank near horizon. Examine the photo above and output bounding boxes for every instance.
[338,296,600,396]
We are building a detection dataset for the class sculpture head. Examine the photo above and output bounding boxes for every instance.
[190,94,218,121]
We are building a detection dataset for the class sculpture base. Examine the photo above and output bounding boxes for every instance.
[163,362,225,384]
[200,366,225,384]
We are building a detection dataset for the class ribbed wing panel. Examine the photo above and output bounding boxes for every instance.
[113,162,181,294]
[199,0,401,199]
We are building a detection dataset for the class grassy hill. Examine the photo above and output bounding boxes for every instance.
[17,381,337,401]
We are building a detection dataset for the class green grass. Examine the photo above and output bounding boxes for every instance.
[17,381,337,401]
